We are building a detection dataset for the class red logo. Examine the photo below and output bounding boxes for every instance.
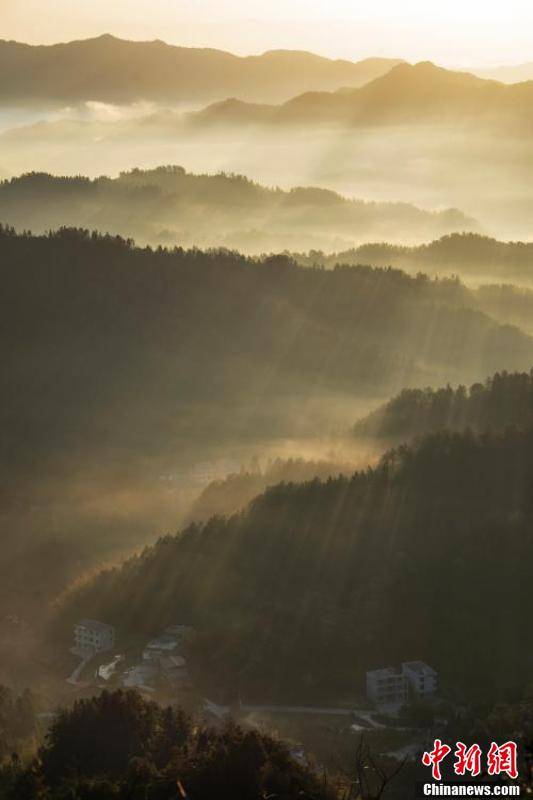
[487,741,518,780]
[454,742,482,777]
[422,739,452,780]
[421,740,518,781]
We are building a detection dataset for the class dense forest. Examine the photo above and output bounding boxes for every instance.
[0,168,475,251]
[3,225,529,450]
[353,369,533,441]
[59,426,533,705]
[1,688,531,798]
[0,686,38,762]
[2,225,533,619]
[297,233,533,286]
[0,690,337,799]
[185,457,353,522]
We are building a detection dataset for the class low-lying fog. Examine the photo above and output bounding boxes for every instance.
[2,103,533,240]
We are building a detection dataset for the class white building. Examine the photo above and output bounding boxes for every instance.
[402,660,438,698]
[366,661,437,707]
[366,666,410,706]
[73,619,115,657]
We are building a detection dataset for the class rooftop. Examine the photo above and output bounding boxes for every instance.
[367,666,404,679]
[76,618,114,633]
[145,634,179,650]
[402,660,437,676]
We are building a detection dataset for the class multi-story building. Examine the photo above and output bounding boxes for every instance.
[366,660,437,707]
[366,666,410,706]
[73,619,115,657]
[402,660,438,698]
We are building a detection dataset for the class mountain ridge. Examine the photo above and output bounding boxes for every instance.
[0,167,478,251]
[0,35,402,105]
[188,60,533,129]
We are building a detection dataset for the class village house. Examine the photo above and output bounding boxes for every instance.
[402,660,438,698]
[366,666,410,706]
[142,625,193,661]
[121,625,193,693]
[366,660,437,707]
[73,619,115,657]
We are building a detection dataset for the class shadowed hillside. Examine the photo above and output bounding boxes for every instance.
[2,226,532,621]
[4,224,531,479]
[185,457,354,522]
[353,369,533,442]
[58,427,533,704]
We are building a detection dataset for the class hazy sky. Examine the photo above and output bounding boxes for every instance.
[3,0,533,66]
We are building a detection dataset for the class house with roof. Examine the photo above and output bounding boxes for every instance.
[366,660,437,707]
[402,660,438,699]
[366,666,410,707]
[142,625,193,661]
[73,619,115,657]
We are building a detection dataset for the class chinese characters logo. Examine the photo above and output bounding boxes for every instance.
[422,739,518,781]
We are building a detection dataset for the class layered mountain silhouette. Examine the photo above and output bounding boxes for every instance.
[297,233,533,285]
[0,34,401,105]
[0,167,477,250]
[189,61,533,129]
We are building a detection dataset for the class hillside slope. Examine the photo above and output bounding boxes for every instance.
[3,227,533,621]
[0,167,477,250]
[3,225,532,476]
[59,427,533,703]
[353,369,533,441]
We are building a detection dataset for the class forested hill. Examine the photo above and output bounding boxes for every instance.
[2,225,533,474]
[5,226,533,624]
[353,370,533,441]
[295,234,533,285]
[184,457,354,523]
[2,225,533,466]
[59,427,533,704]
[0,168,476,251]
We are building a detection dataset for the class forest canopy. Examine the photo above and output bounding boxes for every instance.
[353,369,533,441]
[59,426,533,705]
[0,168,476,252]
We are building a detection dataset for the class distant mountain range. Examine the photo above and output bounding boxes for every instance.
[188,61,533,129]
[472,62,533,84]
[6,59,533,150]
[0,35,401,105]
[4,34,533,128]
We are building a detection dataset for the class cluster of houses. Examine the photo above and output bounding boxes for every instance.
[72,620,437,710]
[366,661,437,708]
[72,619,194,694]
